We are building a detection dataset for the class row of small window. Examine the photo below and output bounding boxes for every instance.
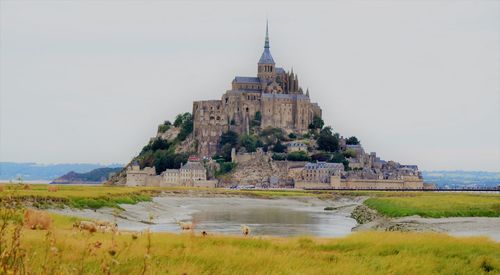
[260,65,273,72]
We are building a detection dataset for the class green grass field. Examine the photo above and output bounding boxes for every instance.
[364,193,500,218]
[1,213,496,274]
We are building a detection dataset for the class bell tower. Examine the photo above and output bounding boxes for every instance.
[257,21,276,82]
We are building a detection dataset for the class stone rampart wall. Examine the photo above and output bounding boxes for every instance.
[333,179,424,189]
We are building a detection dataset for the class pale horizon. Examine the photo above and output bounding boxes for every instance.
[1,1,499,172]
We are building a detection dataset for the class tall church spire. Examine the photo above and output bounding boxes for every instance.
[264,19,270,49]
[258,20,275,65]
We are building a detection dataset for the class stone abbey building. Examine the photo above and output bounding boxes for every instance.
[193,23,322,157]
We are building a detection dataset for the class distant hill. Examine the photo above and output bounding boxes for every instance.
[51,167,123,184]
[0,162,123,181]
[422,171,500,188]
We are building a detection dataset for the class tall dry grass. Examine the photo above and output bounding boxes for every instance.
[0,210,497,275]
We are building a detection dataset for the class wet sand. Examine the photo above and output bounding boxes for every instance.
[354,215,500,241]
[50,196,361,237]
[49,195,500,241]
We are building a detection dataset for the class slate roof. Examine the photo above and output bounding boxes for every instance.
[180,161,205,171]
[287,142,307,147]
[258,48,275,64]
[305,162,344,170]
[233,76,261,84]
[261,93,309,100]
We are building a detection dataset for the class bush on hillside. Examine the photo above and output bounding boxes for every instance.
[272,141,286,153]
[239,134,259,153]
[311,152,332,162]
[260,127,285,145]
[272,153,286,161]
[287,151,311,161]
[176,113,193,142]
[219,131,239,147]
[216,162,236,177]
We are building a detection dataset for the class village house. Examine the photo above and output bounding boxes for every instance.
[287,142,308,153]
[126,157,216,187]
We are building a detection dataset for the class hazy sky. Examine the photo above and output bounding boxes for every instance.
[1,1,499,171]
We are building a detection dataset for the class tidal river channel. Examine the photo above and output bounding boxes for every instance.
[51,196,361,237]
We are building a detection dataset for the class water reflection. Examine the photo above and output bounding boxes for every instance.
[52,196,359,237]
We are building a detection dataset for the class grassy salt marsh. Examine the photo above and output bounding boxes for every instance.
[0,212,497,274]
[1,184,499,218]
[364,193,500,218]
[0,185,499,273]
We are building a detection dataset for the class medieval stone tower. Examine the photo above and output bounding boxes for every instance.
[193,22,322,157]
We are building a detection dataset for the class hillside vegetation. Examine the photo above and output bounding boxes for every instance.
[52,167,122,183]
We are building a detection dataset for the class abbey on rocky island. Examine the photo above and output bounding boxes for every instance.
[193,22,322,157]
[121,22,430,190]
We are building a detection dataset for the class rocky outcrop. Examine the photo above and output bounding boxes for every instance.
[157,127,180,141]
[351,205,379,224]
[224,154,276,187]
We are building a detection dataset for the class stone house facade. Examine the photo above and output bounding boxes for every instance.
[287,142,308,153]
[126,160,216,188]
[126,164,158,186]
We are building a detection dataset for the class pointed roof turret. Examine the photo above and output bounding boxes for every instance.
[306,88,310,97]
[258,20,275,65]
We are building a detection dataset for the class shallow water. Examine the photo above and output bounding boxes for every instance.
[52,196,360,237]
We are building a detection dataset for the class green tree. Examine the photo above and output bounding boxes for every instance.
[254,111,262,122]
[272,141,286,153]
[308,115,324,130]
[220,143,233,162]
[153,150,171,174]
[288,133,297,139]
[251,111,262,128]
[346,136,360,145]
[150,138,170,151]
[174,112,191,127]
[219,131,239,147]
[238,134,258,152]
[317,127,339,152]
[330,152,349,170]
[176,113,193,142]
